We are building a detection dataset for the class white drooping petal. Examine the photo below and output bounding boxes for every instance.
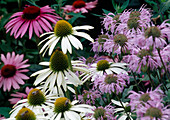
[67,35,83,50]
[48,37,60,55]
[73,25,94,30]
[61,37,68,54]
[34,70,52,86]
[73,31,94,42]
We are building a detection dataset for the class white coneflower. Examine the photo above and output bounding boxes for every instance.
[39,20,94,56]
[6,106,49,120]
[31,48,89,93]
[48,97,94,120]
[9,88,58,119]
[81,59,128,82]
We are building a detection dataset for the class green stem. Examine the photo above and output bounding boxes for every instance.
[35,35,43,61]
[147,70,154,88]
[156,71,168,91]
[18,0,21,10]
[67,52,78,100]
[157,49,170,81]
[132,72,140,91]
[115,93,131,120]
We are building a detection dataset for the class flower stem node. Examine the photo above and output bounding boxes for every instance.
[54,97,72,113]
[27,89,46,106]
[54,20,73,37]
[97,60,110,71]
[16,107,36,120]
[50,49,69,72]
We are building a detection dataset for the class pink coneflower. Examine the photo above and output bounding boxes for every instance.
[8,87,33,104]
[5,5,61,39]
[128,85,164,111]
[137,102,170,120]
[77,89,102,105]
[85,105,117,120]
[94,73,129,94]
[0,52,30,91]
[62,0,98,13]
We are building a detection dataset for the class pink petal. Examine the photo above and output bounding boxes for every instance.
[21,21,30,38]
[11,79,20,89]
[42,15,57,23]
[1,54,7,64]
[33,20,40,37]
[28,21,33,39]
[40,17,53,30]
[37,19,50,32]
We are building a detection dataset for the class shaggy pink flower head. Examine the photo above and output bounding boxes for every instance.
[0,52,30,91]
[5,5,61,39]
[128,85,164,111]
[62,0,98,13]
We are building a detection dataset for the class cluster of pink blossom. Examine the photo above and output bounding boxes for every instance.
[128,86,170,119]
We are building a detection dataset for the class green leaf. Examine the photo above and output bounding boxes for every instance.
[102,9,112,15]
[68,12,85,24]
[121,0,129,12]
[0,107,11,118]
[0,43,13,52]
[159,0,170,14]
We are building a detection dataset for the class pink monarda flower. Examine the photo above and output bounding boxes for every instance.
[123,47,161,73]
[85,105,117,120]
[0,52,30,91]
[136,102,170,120]
[92,34,109,53]
[5,5,61,39]
[8,87,33,104]
[77,89,102,105]
[116,5,151,34]
[62,0,98,13]
[128,85,164,111]
[103,31,135,55]
[94,73,130,94]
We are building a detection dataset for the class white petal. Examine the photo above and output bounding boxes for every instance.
[34,70,52,86]
[57,71,63,87]
[49,37,60,55]
[73,25,94,30]
[65,111,81,120]
[118,115,127,120]
[39,62,50,66]
[73,31,94,42]
[40,36,57,54]
[67,86,75,94]
[70,107,94,113]
[49,72,57,90]
[67,35,83,50]
[111,99,122,106]
[40,32,54,38]
[65,36,72,53]
[31,68,50,77]
[61,37,68,54]
[39,34,55,45]
[110,68,127,74]
[55,113,62,120]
